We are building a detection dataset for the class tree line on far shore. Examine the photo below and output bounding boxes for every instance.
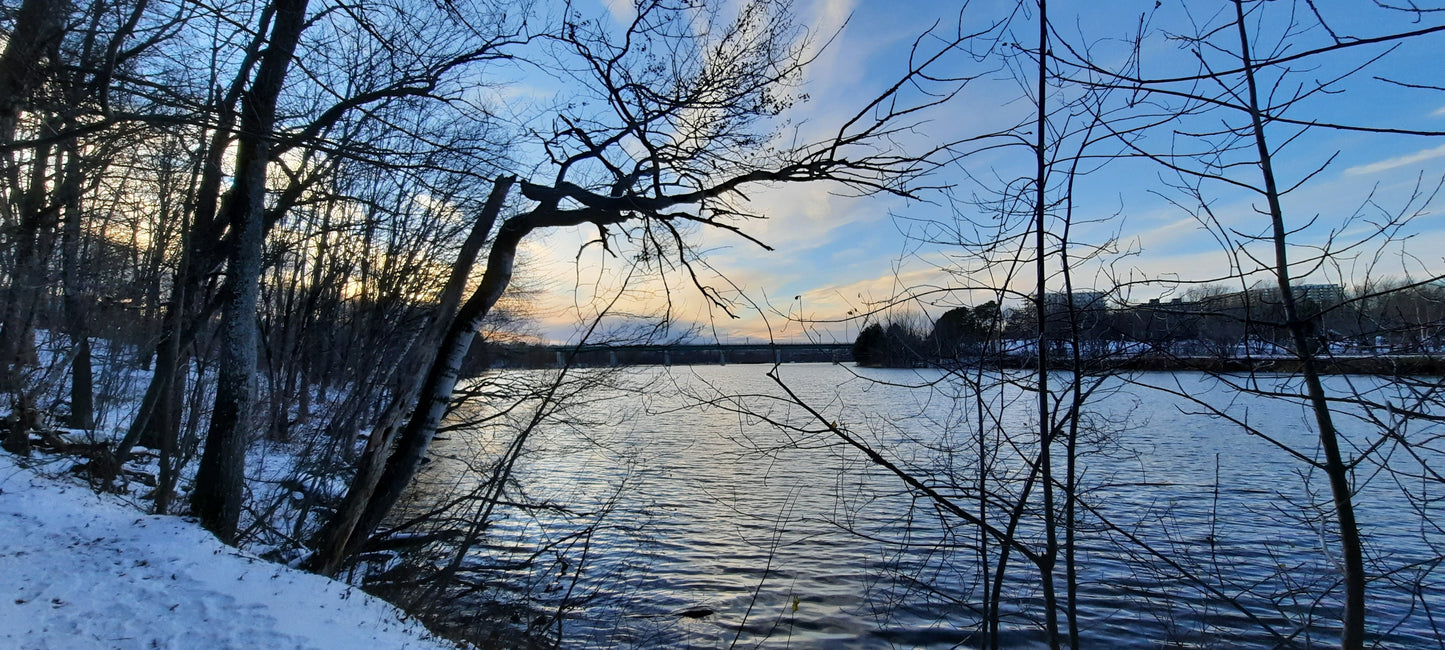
[853,281,1445,367]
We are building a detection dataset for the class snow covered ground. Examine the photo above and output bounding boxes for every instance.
[0,454,460,650]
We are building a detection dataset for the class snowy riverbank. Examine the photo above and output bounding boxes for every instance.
[0,453,459,650]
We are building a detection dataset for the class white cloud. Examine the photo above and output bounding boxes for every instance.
[1344,143,1445,177]
[600,0,634,24]
[714,184,892,250]
[1128,214,1208,253]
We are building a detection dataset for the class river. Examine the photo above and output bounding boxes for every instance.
[415,364,1444,648]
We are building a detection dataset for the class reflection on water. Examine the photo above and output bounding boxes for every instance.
[416,364,1444,648]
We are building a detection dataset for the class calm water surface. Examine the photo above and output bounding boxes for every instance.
[425,364,1444,648]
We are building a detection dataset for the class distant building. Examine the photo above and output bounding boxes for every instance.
[1290,284,1345,305]
[1043,290,1108,311]
[1205,284,1343,311]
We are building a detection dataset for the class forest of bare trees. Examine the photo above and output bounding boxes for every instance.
[0,0,974,644]
[3,0,1445,648]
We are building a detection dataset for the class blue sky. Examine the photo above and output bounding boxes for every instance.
[518,0,1445,345]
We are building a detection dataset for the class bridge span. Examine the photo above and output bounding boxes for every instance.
[545,343,853,367]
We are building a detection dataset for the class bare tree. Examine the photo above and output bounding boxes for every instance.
[306,0,976,574]
[703,1,1445,647]
[1045,2,1445,645]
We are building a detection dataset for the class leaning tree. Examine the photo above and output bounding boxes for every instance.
[305,0,980,574]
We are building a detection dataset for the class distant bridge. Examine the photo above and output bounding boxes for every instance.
[542,343,854,367]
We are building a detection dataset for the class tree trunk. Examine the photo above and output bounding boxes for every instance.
[1232,2,1366,646]
[308,176,514,575]
[117,0,272,460]
[312,189,620,575]
[0,137,57,392]
[0,0,66,134]
[68,338,94,429]
[191,0,310,544]
[2,392,36,455]
[61,139,94,430]
[0,0,67,392]
[1031,3,1060,647]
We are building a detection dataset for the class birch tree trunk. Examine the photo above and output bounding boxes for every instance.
[307,176,515,575]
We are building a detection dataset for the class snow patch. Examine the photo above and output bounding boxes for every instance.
[0,454,462,650]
